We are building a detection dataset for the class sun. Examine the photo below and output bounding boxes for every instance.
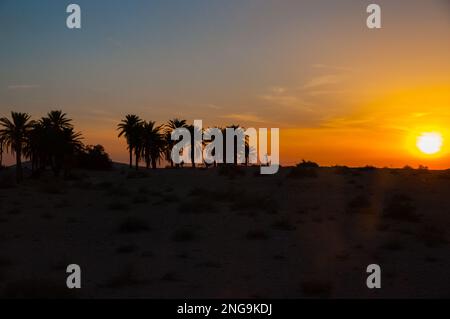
[416,132,443,155]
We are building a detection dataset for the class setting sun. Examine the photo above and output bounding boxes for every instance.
[416,132,443,155]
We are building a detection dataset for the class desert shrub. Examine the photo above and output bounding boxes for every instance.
[245,230,269,240]
[116,244,138,254]
[54,199,70,208]
[231,193,278,214]
[438,171,450,180]
[383,194,420,222]
[171,228,196,242]
[380,239,404,251]
[287,161,319,179]
[126,170,149,179]
[333,166,351,175]
[132,195,149,204]
[161,272,180,282]
[358,165,376,172]
[296,160,319,168]
[76,145,112,171]
[2,279,76,299]
[0,256,12,268]
[271,218,296,231]
[106,185,131,197]
[137,186,149,194]
[188,187,240,203]
[0,173,15,189]
[95,181,114,190]
[417,225,448,247]
[118,217,150,233]
[72,179,93,189]
[101,266,144,288]
[41,179,66,194]
[347,195,372,214]
[108,201,129,211]
[218,164,246,178]
[178,197,214,214]
[301,280,333,297]
[7,208,21,215]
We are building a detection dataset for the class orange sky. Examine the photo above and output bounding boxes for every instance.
[1,1,449,169]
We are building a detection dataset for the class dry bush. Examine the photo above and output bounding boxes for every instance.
[271,218,296,231]
[301,280,333,297]
[383,194,420,222]
[171,228,196,242]
[287,165,318,179]
[245,230,269,240]
[118,217,150,233]
[2,279,77,299]
[347,194,373,215]
[0,173,15,189]
[107,201,129,211]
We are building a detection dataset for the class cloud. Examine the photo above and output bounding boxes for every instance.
[221,113,266,124]
[303,75,341,89]
[205,104,222,110]
[7,84,40,90]
[311,64,354,72]
[260,87,313,111]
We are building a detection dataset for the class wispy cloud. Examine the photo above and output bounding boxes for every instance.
[205,104,222,110]
[7,84,40,90]
[311,64,354,72]
[303,75,341,89]
[260,87,313,110]
[221,113,266,124]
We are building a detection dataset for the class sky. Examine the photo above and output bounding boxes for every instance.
[1,0,449,168]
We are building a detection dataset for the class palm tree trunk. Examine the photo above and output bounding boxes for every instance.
[0,143,3,168]
[16,149,23,182]
[135,154,139,170]
[129,149,133,169]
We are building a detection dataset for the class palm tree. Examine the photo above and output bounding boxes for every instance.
[221,124,241,166]
[164,119,187,168]
[39,111,79,176]
[117,115,142,169]
[187,124,203,168]
[60,127,83,178]
[0,112,34,182]
[46,110,73,130]
[0,136,4,168]
[141,121,165,169]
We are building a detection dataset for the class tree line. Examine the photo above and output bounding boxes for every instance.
[117,115,251,170]
[0,111,252,183]
[0,111,111,182]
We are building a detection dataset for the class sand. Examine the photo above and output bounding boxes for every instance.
[0,165,449,298]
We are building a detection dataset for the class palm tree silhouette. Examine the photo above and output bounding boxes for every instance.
[117,114,142,169]
[164,119,187,168]
[21,111,83,177]
[221,124,241,166]
[0,112,35,182]
[46,110,73,130]
[0,136,4,168]
[141,121,165,169]
[187,124,204,168]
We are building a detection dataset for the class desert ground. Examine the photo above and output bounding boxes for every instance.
[0,164,449,298]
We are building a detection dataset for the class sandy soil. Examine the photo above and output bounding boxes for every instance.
[0,165,449,298]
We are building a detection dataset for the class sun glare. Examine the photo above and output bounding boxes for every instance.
[416,132,443,155]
